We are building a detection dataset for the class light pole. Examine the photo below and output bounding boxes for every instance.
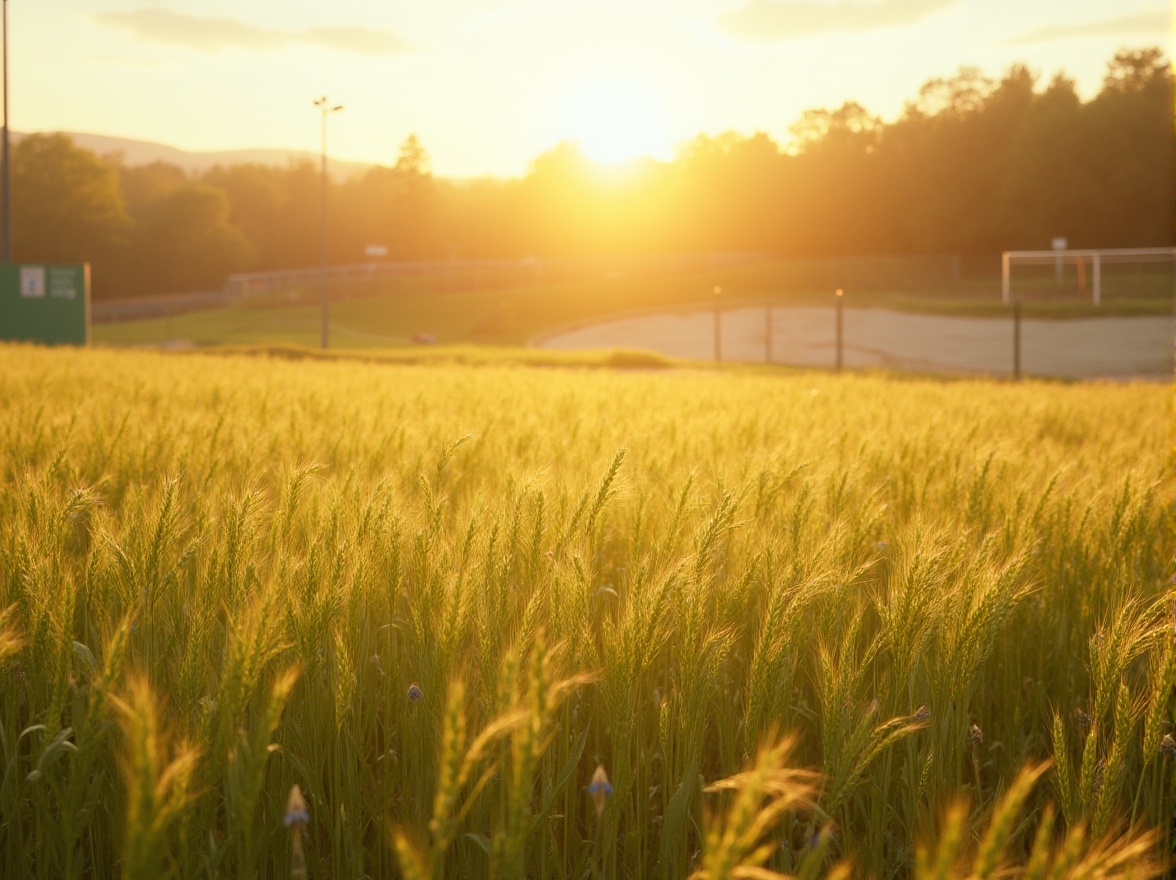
[3,0,11,263]
[314,96,343,349]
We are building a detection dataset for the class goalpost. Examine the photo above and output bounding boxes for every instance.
[1001,246,1176,306]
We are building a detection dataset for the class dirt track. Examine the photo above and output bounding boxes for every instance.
[537,306,1174,379]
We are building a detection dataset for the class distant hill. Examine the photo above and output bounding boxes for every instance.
[13,130,377,179]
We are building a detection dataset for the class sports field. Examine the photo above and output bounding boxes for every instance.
[0,342,1170,878]
[91,256,1175,361]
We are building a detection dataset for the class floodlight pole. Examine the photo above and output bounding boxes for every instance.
[3,0,11,264]
[315,97,343,349]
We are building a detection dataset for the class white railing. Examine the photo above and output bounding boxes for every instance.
[224,252,772,297]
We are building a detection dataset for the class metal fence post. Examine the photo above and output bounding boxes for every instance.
[765,302,772,363]
[713,286,722,363]
[835,289,844,372]
[1092,253,1101,306]
[1001,251,1010,305]
[1013,300,1021,381]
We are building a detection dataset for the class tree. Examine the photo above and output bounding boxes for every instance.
[1101,47,1169,96]
[1082,48,1174,245]
[394,133,431,178]
[12,133,132,295]
[119,161,188,222]
[996,74,1089,247]
[135,183,253,293]
[202,163,316,270]
[788,102,880,156]
[333,134,440,264]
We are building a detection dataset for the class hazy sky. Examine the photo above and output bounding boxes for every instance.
[16,1,1171,177]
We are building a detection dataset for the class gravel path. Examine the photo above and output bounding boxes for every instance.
[538,306,1174,379]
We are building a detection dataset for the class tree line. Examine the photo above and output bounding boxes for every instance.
[10,46,1172,300]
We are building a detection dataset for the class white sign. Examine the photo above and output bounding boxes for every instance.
[20,266,45,298]
[364,245,388,258]
[48,267,77,299]
[1051,237,1068,251]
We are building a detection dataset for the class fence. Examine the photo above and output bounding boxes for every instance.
[538,296,1174,380]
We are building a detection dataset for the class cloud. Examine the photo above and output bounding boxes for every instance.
[96,8,419,56]
[1002,10,1168,45]
[715,0,954,43]
[301,25,417,57]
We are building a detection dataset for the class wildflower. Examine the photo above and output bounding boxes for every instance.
[805,825,836,851]
[407,682,423,701]
[286,785,309,880]
[913,705,931,723]
[969,724,983,745]
[1161,734,1176,758]
[284,784,310,828]
[588,765,613,817]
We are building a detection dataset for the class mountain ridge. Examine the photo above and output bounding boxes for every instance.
[13,130,378,179]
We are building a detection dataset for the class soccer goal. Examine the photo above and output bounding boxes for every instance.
[1001,246,1176,306]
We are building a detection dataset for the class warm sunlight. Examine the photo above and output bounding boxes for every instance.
[558,77,670,165]
[4,3,1173,877]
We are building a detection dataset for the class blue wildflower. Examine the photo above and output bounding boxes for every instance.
[588,765,612,816]
[284,785,309,828]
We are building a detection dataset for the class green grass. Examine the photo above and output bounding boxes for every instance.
[0,342,1171,879]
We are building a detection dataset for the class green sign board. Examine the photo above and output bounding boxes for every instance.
[0,263,89,345]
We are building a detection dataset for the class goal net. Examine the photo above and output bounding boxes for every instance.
[1001,247,1176,306]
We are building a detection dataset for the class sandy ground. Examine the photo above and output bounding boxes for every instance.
[538,306,1175,379]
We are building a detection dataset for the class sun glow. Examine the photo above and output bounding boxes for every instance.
[558,77,670,165]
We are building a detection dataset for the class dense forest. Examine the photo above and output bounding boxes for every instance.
[10,47,1173,299]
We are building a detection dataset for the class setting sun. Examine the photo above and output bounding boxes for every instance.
[558,77,670,165]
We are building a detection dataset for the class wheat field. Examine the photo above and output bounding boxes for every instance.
[0,344,1170,879]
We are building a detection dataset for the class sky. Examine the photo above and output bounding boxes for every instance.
[14,1,1172,178]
